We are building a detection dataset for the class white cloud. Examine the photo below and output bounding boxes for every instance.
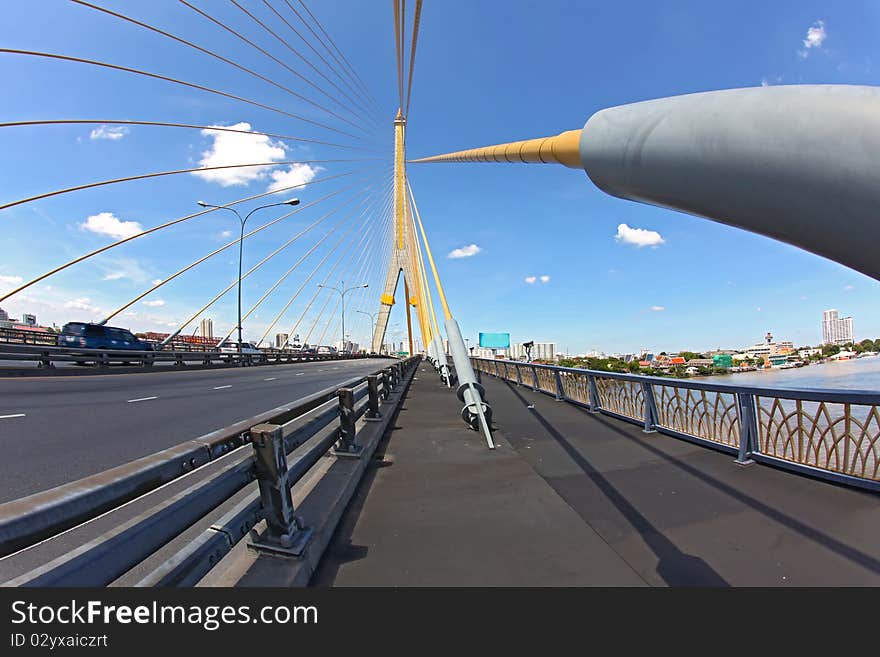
[0,274,23,287]
[89,125,129,141]
[615,223,665,248]
[193,122,287,186]
[803,20,826,50]
[100,258,148,283]
[539,275,550,284]
[142,299,166,307]
[447,244,481,259]
[151,279,163,286]
[843,284,855,291]
[218,230,233,240]
[524,276,537,284]
[80,212,144,239]
[267,163,320,193]
[649,305,665,312]
[64,297,100,312]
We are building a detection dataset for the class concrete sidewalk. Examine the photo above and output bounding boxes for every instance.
[312,363,645,586]
[315,364,880,586]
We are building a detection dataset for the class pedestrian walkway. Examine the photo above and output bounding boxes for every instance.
[314,363,880,586]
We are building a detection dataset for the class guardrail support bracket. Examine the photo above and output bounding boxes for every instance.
[248,423,313,558]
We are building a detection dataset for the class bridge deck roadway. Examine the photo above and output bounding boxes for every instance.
[314,364,880,586]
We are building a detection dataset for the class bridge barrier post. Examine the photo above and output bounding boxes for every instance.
[641,382,659,433]
[380,368,391,399]
[515,363,523,386]
[365,375,382,421]
[334,387,362,457]
[531,365,539,391]
[553,370,565,401]
[38,350,54,369]
[735,393,758,466]
[587,375,600,413]
[248,423,312,557]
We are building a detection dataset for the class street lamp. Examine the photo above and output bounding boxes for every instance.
[197,198,300,352]
[357,310,377,351]
[317,281,368,353]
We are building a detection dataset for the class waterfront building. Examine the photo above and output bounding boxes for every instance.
[745,340,794,359]
[275,333,289,349]
[822,309,854,345]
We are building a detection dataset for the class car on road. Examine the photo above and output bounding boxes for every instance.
[58,322,153,352]
[216,340,261,355]
[316,345,338,355]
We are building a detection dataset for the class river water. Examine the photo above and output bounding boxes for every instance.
[711,356,880,392]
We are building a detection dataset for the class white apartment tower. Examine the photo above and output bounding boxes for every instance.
[199,318,214,339]
[822,309,853,346]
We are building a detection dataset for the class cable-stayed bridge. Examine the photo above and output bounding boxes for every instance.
[1,1,879,587]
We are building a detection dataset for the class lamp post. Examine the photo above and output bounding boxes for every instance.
[317,281,368,353]
[357,310,377,352]
[197,198,300,352]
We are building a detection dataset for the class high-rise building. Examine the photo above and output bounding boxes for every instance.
[822,309,854,345]
[335,340,358,353]
[275,333,289,349]
[0,306,7,321]
[509,342,556,361]
[199,318,214,339]
[21,313,36,327]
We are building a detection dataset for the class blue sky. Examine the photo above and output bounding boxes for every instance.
[1,1,878,353]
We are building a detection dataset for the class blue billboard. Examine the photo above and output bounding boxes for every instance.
[479,332,510,348]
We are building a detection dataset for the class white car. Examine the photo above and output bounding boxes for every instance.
[217,340,261,355]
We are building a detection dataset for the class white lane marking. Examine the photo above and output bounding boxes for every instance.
[213,385,232,390]
[295,373,305,376]
[264,377,277,381]
[0,413,26,419]
[127,396,158,403]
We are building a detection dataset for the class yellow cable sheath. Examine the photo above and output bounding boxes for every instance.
[411,129,583,168]
[408,182,452,320]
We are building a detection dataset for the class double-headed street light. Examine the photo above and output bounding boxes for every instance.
[197,198,300,352]
[317,281,368,353]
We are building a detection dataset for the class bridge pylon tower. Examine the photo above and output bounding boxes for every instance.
[370,108,430,355]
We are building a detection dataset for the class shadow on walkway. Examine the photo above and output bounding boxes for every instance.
[503,381,729,586]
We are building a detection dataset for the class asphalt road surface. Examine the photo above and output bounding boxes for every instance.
[0,358,391,503]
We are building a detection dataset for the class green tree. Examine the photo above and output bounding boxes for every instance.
[822,343,840,356]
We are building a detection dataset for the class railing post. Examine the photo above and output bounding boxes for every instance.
[554,369,564,401]
[515,364,523,386]
[736,392,758,466]
[380,368,391,399]
[588,375,600,413]
[38,351,54,369]
[365,375,382,422]
[334,387,362,457]
[531,365,539,391]
[641,382,658,433]
[248,423,312,557]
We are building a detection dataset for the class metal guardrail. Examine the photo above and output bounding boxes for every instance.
[471,357,880,492]
[0,341,381,370]
[0,356,421,586]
